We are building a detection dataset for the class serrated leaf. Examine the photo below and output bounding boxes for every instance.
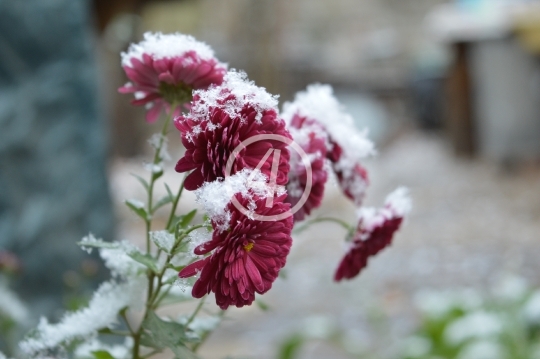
[130,173,149,192]
[127,251,159,273]
[92,350,115,359]
[152,195,173,214]
[125,199,149,221]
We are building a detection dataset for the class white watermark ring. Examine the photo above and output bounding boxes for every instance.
[224,134,313,221]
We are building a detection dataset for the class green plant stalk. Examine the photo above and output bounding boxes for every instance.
[144,103,177,253]
[166,173,187,231]
[293,216,355,237]
[131,224,206,359]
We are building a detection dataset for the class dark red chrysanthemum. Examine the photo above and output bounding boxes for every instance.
[334,188,410,281]
[285,114,329,221]
[323,139,369,207]
[175,73,291,191]
[119,32,227,123]
[179,193,293,309]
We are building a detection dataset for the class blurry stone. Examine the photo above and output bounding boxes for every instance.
[0,0,114,322]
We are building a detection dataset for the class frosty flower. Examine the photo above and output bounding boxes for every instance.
[179,170,293,309]
[285,114,329,221]
[119,32,227,123]
[334,187,411,281]
[332,155,370,206]
[283,84,374,207]
[175,71,291,191]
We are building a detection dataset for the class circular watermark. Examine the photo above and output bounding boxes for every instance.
[224,134,313,221]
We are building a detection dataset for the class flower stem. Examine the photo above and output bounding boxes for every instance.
[165,173,187,231]
[293,216,354,235]
[145,103,177,253]
[185,296,206,328]
[131,224,206,358]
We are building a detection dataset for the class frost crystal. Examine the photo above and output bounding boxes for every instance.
[0,279,29,324]
[121,32,217,67]
[194,168,280,231]
[150,230,175,253]
[444,311,503,345]
[457,340,505,359]
[524,290,540,324]
[100,241,145,277]
[282,84,375,162]
[356,187,411,233]
[19,278,145,355]
[186,229,212,257]
[74,337,132,359]
[185,70,279,139]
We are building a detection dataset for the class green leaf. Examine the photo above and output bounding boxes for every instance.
[130,173,149,192]
[179,210,197,228]
[256,299,271,311]
[92,350,115,359]
[151,167,164,181]
[142,312,199,359]
[167,263,186,272]
[152,195,173,213]
[77,238,119,250]
[278,334,304,359]
[125,199,149,221]
[127,251,159,273]
[165,183,174,200]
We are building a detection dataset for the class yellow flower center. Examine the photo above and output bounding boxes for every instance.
[243,243,254,252]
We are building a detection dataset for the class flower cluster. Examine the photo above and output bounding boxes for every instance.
[282,85,411,279]
[117,32,411,309]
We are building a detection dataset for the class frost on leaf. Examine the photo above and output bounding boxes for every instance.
[0,279,29,324]
[19,278,146,356]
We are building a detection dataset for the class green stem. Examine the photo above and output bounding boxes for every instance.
[293,216,354,235]
[192,311,225,353]
[185,296,206,328]
[131,224,206,358]
[165,173,187,231]
[145,103,176,253]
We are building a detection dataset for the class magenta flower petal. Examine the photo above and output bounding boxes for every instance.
[119,32,227,122]
[334,188,411,281]
[285,114,329,221]
[175,71,291,190]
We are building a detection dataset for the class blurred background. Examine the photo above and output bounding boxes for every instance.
[1,0,540,358]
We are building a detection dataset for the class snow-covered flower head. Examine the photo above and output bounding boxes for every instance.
[334,187,411,281]
[285,114,329,221]
[119,32,227,123]
[283,84,374,208]
[175,71,291,191]
[282,84,375,164]
[179,170,292,309]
